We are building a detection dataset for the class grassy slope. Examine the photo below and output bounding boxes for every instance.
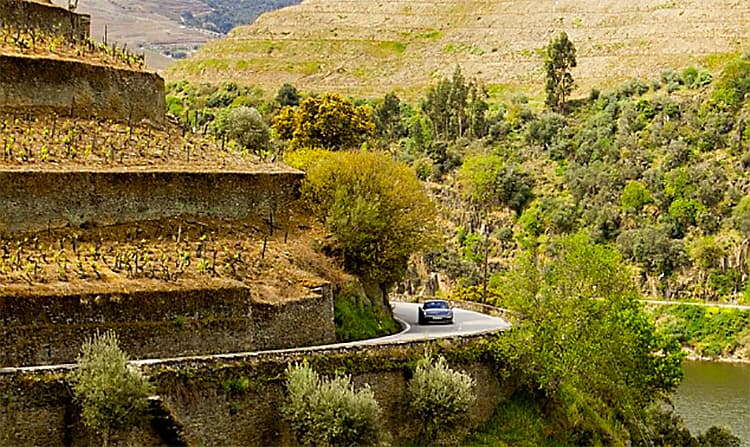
[167,0,750,100]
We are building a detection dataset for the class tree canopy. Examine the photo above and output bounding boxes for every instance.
[544,32,577,112]
[272,93,375,150]
[491,234,684,443]
[301,151,437,300]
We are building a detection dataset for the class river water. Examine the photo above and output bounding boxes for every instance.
[673,360,750,446]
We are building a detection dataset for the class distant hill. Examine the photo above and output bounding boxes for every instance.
[166,0,750,99]
[68,0,299,69]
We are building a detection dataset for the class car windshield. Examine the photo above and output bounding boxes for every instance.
[424,301,449,309]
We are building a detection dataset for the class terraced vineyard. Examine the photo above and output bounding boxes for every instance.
[168,0,750,99]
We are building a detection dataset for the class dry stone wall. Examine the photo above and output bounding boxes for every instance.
[0,55,165,125]
[0,332,510,446]
[0,170,303,233]
[0,283,335,366]
[0,0,90,40]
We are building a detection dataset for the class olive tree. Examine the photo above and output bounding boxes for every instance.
[225,106,270,153]
[69,331,153,446]
[282,362,384,446]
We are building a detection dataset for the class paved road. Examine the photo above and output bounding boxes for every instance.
[641,299,750,311]
[0,302,510,374]
[385,302,511,342]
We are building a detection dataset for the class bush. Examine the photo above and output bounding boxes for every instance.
[69,331,153,446]
[224,106,270,153]
[408,355,477,443]
[282,362,384,446]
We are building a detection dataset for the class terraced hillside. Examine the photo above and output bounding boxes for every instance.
[168,0,750,99]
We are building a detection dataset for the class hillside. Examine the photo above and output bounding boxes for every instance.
[167,0,750,99]
[70,0,299,69]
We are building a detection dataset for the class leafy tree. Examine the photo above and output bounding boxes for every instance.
[302,151,437,307]
[459,154,534,215]
[272,93,375,150]
[616,224,687,275]
[621,180,653,213]
[375,91,405,140]
[281,362,383,446]
[731,195,750,236]
[544,32,577,112]
[224,106,270,153]
[275,83,300,107]
[69,331,153,446]
[422,66,488,140]
[408,355,476,444]
[491,234,684,442]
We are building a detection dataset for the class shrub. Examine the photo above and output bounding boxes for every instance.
[281,362,384,446]
[224,106,270,153]
[408,355,476,443]
[69,331,153,446]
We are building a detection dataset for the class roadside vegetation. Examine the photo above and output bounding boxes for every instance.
[157,33,750,444]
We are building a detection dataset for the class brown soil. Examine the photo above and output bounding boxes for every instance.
[0,113,290,172]
[0,208,344,303]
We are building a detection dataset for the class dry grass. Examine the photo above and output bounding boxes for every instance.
[167,0,750,100]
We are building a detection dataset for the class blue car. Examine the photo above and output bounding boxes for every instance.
[418,300,454,325]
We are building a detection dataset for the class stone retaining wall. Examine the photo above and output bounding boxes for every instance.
[0,0,90,40]
[0,282,335,366]
[0,55,165,125]
[0,170,303,233]
[0,332,510,446]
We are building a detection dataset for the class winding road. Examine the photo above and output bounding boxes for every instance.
[385,302,511,341]
[0,302,511,373]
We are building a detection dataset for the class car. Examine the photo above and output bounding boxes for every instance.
[418,299,454,325]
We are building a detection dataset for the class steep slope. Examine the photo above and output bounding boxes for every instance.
[167,0,750,98]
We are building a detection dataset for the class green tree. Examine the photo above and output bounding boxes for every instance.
[282,362,384,446]
[731,195,750,236]
[458,154,534,215]
[69,331,153,446]
[544,32,577,112]
[492,234,684,442]
[224,106,270,153]
[302,151,437,310]
[375,91,406,141]
[621,180,653,213]
[275,83,300,107]
[272,93,375,150]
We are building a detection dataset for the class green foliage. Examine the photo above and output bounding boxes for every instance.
[544,32,577,112]
[616,225,686,275]
[334,285,399,342]
[408,354,476,444]
[731,195,750,236]
[281,362,384,446]
[620,180,652,213]
[711,57,750,108]
[421,66,489,140]
[302,151,437,292]
[650,305,750,358]
[275,83,300,107]
[272,93,376,150]
[458,154,534,215]
[224,106,270,153]
[491,234,684,439]
[69,331,153,445]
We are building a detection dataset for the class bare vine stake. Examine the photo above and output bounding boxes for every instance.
[261,236,267,260]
